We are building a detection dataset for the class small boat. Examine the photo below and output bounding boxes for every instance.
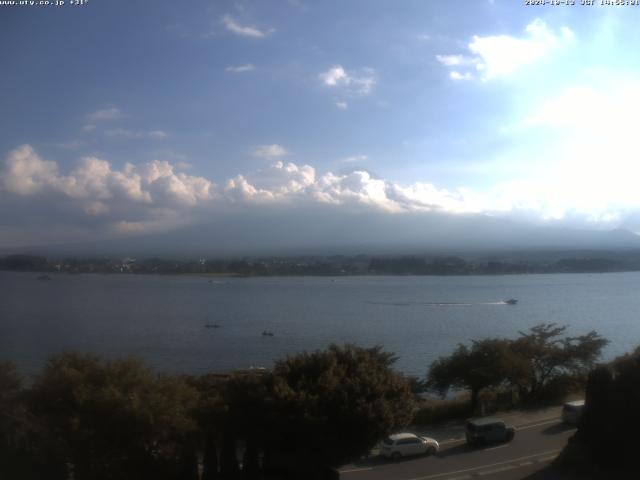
[504,299,518,305]
[36,274,51,281]
[262,330,274,337]
[204,323,220,329]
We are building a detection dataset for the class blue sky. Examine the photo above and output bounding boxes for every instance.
[2,0,640,248]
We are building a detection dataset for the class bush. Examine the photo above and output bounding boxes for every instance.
[412,393,471,425]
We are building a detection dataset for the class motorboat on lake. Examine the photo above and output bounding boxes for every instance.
[262,330,274,337]
[504,298,518,305]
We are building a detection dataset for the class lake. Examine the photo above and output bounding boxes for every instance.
[1,271,639,377]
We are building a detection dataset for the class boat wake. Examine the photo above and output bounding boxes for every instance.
[366,301,513,307]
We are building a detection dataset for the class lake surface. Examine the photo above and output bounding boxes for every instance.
[1,271,640,377]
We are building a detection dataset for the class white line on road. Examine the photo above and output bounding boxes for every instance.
[534,455,557,463]
[515,418,561,431]
[406,448,561,480]
[483,444,510,452]
[340,467,373,474]
[477,465,515,476]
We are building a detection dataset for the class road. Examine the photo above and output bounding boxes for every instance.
[339,418,575,480]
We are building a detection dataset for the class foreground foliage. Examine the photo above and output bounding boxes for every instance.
[570,346,640,471]
[0,344,415,480]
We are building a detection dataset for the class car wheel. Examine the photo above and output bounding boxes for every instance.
[391,452,401,461]
[427,446,437,456]
[506,431,515,441]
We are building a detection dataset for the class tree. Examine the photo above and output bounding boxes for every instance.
[426,325,608,409]
[28,352,199,480]
[511,324,608,400]
[427,338,515,412]
[222,373,271,480]
[189,373,227,480]
[267,344,415,475]
[0,361,39,480]
[568,346,640,472]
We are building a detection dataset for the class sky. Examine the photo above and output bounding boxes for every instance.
[2,0,640,250]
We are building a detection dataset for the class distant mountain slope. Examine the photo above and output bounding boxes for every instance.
[6,210,640,258]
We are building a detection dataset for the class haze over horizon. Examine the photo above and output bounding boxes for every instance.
[2,1,639,251]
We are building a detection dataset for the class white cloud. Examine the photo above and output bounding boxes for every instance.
[435,54,477,67]
[252,144,289,158]
[222,162,478,215]
[437,18,574,80]
[341,155,367,163]
[449,71,472,81]
[224,161,316,203]
[148,130,169,140]
[320,65,348,86]
[222,15,272,38]
[0,146,475,228]
[0,145,213,208]
[319,65,376,95]
[86,107,123,122]
[336,101,349,110]
[106,128,168,140]
[5,135,640,244]
[1,145,59,196]
[82,124,96,132]
[225,63,256,73]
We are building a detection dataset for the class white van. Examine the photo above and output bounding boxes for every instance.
[562,400,585,425]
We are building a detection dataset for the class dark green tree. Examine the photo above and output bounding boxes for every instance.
[267,344,415,475]
[427,324,608,409]
[28,352,199,480]
[511,324,607,400]
[190,374,226,480]
[0,362,43,480]
[427,338,515,412]
[222,373,271,480]
[568,346,640,472]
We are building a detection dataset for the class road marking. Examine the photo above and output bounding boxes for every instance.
[477,465,514,476]
[483,444,510,451]
[406,448,561,480]
[340,467,373,474]
[535,455,557,463]
[515,418,561,431]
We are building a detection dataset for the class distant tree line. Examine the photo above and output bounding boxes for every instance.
[3,253,640,276]
[0,344,415,480]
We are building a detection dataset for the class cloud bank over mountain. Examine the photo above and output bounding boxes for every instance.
[1,144,639,251]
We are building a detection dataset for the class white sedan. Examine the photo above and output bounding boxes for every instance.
[381,432,439,460]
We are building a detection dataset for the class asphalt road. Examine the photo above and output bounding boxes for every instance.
[339,418,575,480]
